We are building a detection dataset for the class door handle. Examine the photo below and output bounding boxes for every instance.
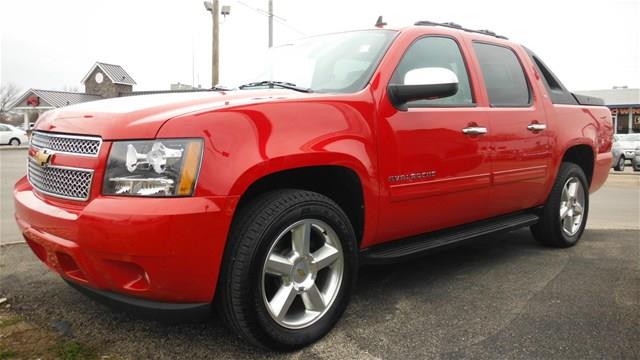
[527,123,546,132]
[462,127,488,135]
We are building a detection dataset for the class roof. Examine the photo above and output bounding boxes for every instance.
[80,62,136,85]
[414,20,508,40]
[574,88,640,106]
[10,89,102,109]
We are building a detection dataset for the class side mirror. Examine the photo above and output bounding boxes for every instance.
[388,67,459,109]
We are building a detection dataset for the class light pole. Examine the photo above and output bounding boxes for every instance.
[203,0,220,87]
[268,0,273,47]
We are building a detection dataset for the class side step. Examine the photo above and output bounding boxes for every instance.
[360,212,539,264]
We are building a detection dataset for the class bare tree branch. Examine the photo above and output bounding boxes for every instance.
[0,83,21,113]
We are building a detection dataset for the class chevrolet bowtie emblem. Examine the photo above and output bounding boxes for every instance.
[297,269,306,277]
[33,148,54,167]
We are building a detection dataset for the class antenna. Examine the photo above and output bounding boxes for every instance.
[375,16,387,28]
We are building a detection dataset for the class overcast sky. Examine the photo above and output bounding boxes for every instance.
[1,0,638,94]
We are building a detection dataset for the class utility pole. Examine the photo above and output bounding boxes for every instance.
[268,0,273,47]
[204,0,220,87]
[212,0,220,86]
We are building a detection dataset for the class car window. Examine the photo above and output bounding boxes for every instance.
[0,125,9,131]
[473,42,531,107]
[390,36,474,107]
[240,30,397,93]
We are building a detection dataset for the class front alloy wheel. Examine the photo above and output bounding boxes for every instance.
[261,219,343,329]
[218,189,358,350]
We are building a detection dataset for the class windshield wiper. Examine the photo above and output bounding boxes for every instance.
[238,80,313,93]
[211,85,233,91]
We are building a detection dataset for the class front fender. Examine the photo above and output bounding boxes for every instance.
[157,98,380,246]
[158,100,378,196]
[157,93,378,215]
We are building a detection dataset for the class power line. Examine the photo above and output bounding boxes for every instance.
[234,0,308,36]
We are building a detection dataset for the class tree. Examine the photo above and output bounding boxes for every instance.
[0,83,21,113]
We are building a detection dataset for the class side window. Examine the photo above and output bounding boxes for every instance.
[528,52,578,105]
[0,125,9,131]
[391,37,474,107]
[473,42,531,107]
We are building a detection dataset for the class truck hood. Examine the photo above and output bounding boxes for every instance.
[35,90,309,140]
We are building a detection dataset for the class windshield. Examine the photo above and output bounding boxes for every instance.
[234,30,397,93]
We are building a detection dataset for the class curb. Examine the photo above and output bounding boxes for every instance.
[0,146,28,151]
[0,241,26,247]
[608,171,640,177]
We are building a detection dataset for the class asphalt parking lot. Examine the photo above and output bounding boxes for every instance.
[1,147,639,359]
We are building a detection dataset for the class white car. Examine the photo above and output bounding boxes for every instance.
[0,123,29,146]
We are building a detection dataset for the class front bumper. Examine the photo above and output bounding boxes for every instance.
[14,176,236,304]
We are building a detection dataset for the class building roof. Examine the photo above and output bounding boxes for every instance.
[10,89,102,110]
[81,62,137,86]
[574,88,640,106]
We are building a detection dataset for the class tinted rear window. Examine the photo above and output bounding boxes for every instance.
[473,43,531,107]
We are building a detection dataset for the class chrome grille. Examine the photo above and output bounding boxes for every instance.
[27,159,94,201]
[31,131,102,156]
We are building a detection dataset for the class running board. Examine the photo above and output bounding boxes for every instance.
[360,212,539,264]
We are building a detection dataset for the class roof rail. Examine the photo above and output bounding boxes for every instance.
[414,20,508,40]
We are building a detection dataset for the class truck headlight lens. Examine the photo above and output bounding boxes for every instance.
[103,139,203,196]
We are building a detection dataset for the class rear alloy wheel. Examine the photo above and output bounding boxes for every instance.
[531,162,589,247]
[218,189,357,350]
[9,138,20,146]
[558,177,586,236]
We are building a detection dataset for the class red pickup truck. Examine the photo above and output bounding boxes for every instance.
[14,22,613,350]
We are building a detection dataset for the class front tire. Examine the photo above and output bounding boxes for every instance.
[614,156,625,171]
[531,162,589,248]
[217,189,358,350]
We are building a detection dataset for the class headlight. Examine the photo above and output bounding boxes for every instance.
[103,139,203,197]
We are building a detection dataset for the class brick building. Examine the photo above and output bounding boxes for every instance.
[81,62,136,98]
[9,62,136,128]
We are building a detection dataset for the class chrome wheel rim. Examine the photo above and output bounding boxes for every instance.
[261,219,344,329]
[559,177,585,236]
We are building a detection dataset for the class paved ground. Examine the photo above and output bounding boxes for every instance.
[1,229,638,359]
[1,147,639,359]
[590,174,640,230]
[0,148,27,245]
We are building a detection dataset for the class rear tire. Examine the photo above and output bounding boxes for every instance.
[531,162,589,248]
[217,189,358,350]
[9,138,20,146]
[614,156,625,171]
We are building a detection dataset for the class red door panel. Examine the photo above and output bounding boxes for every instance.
[376,108,492,243]
[468,42,551,216]
[488,107,550,215]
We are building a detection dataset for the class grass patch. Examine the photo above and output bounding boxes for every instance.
[55,341,96,360]
[0,318,21,328]
[0,349,17,360]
